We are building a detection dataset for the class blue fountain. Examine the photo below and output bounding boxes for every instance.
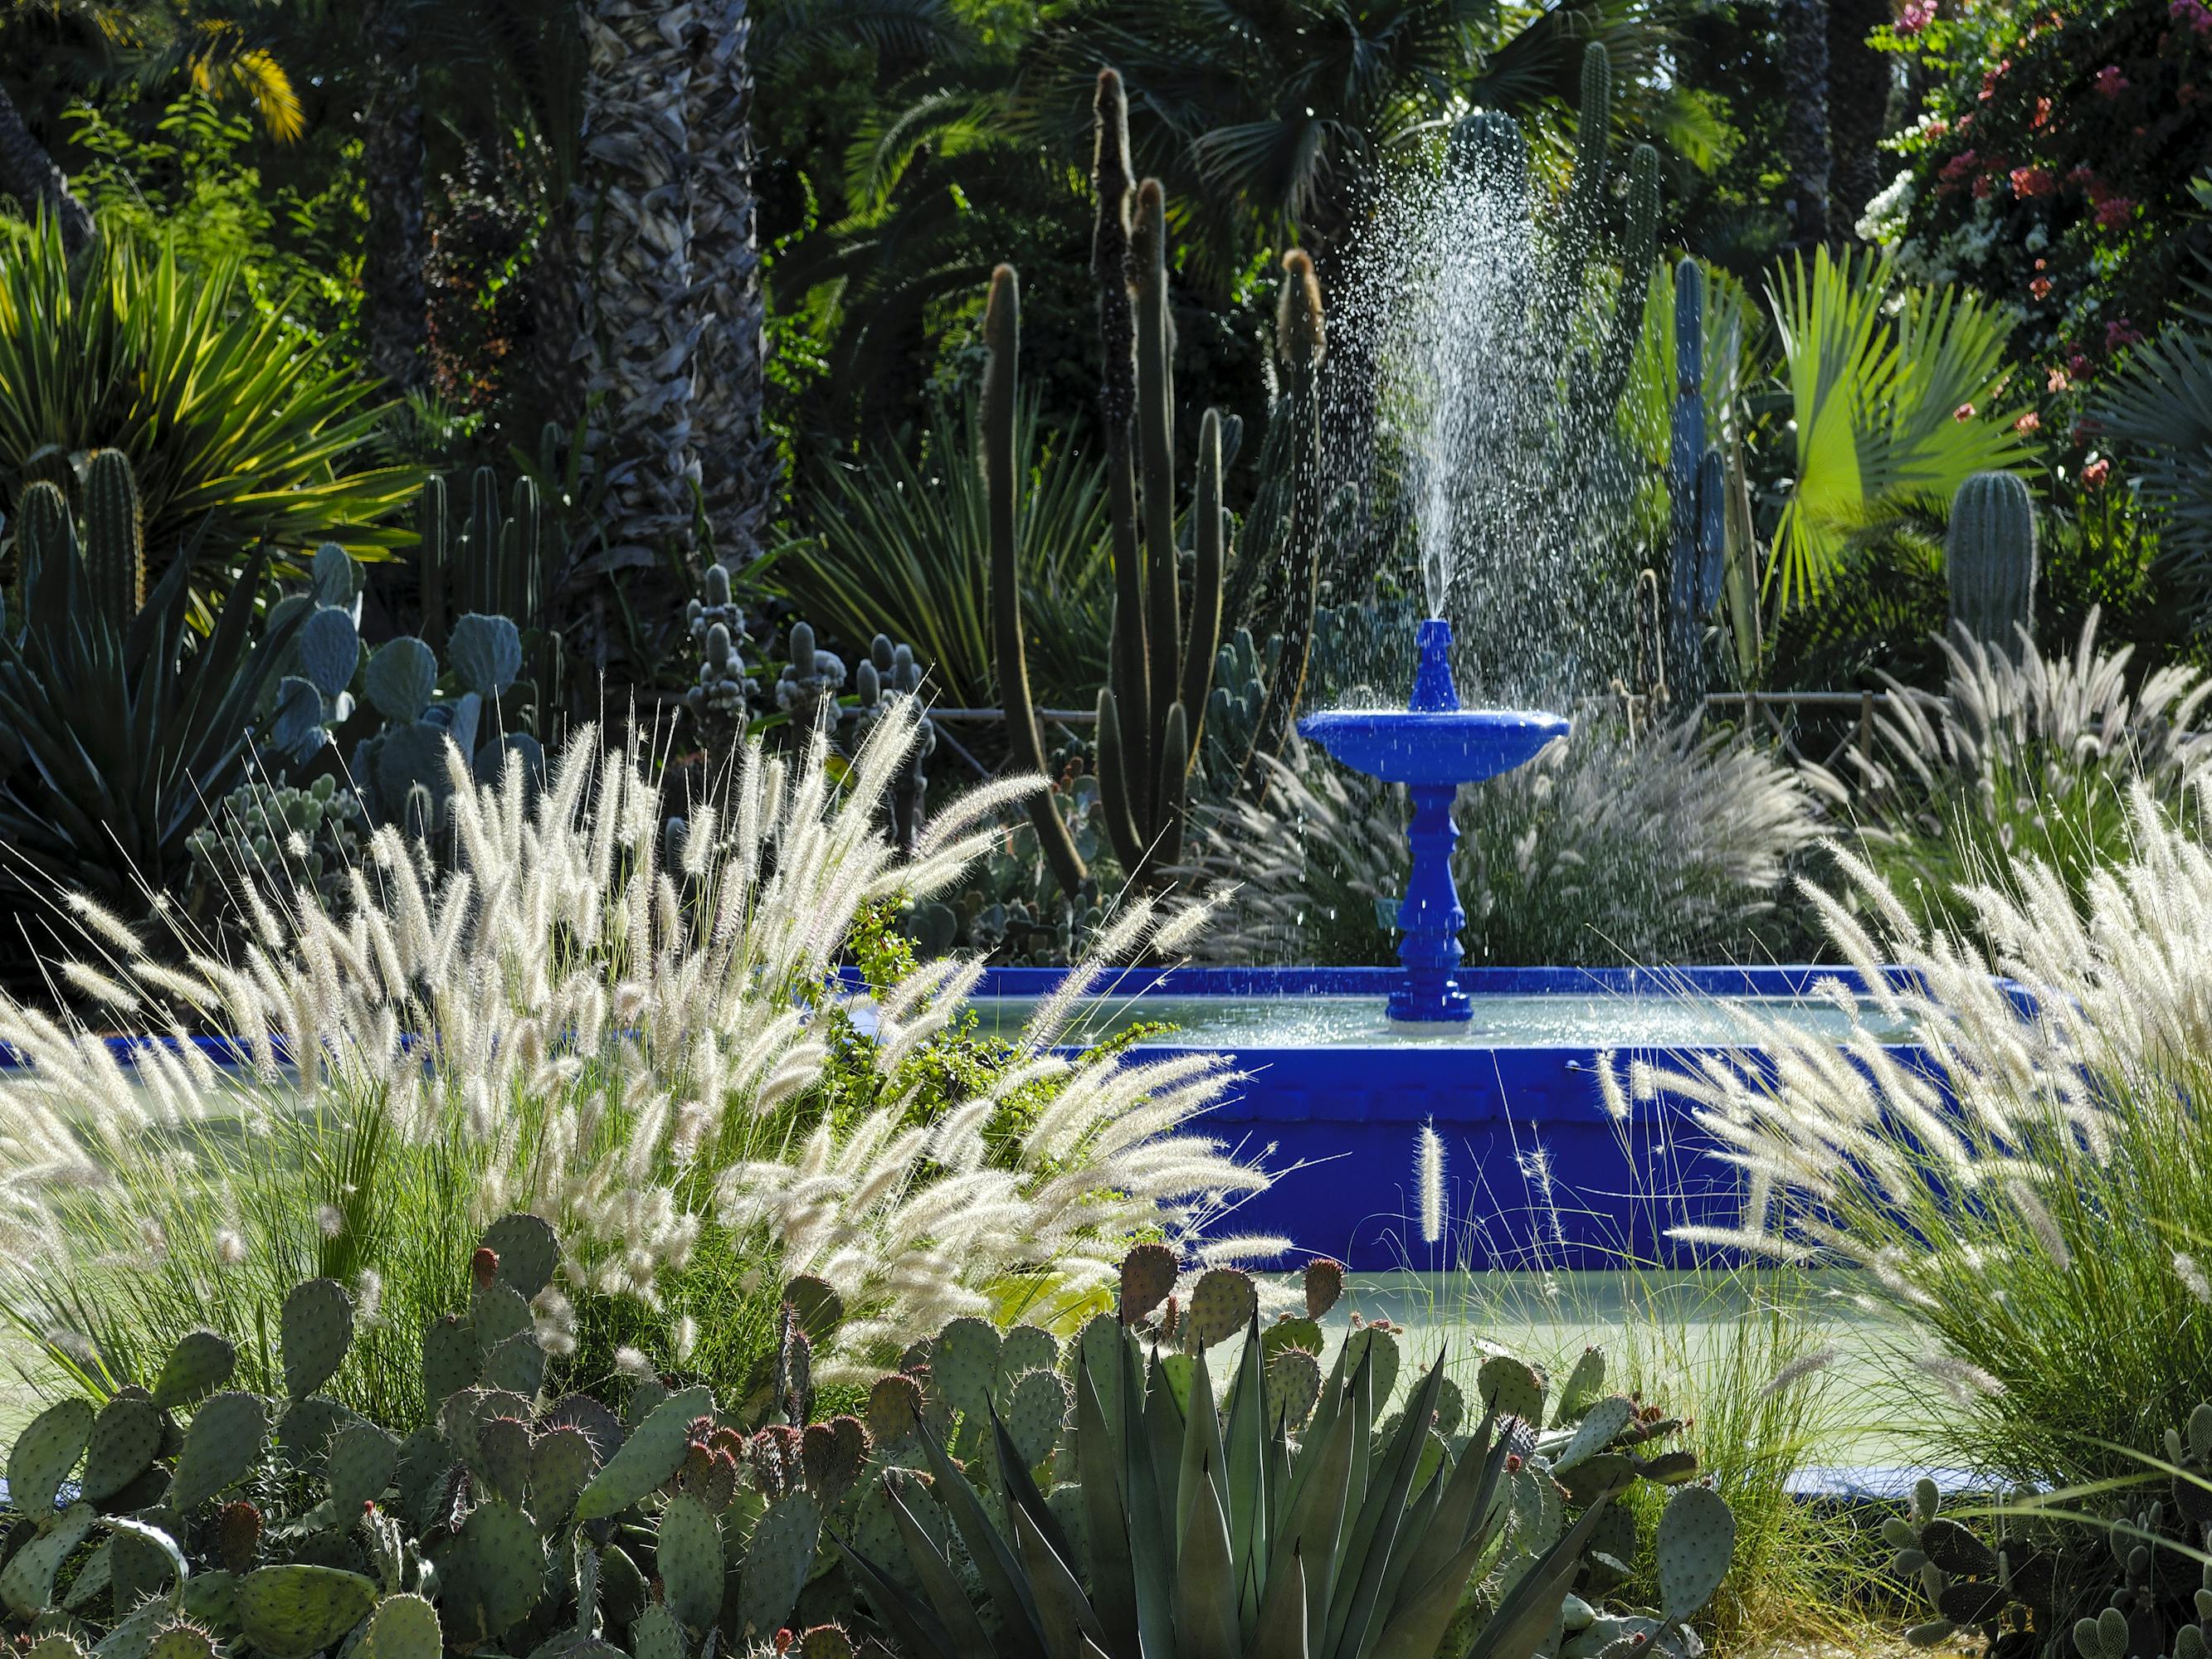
[1298,618,1568,1022]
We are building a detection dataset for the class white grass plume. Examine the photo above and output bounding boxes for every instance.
[0,699,1264,1382]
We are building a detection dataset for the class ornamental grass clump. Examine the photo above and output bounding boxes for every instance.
[1807,610,2212,941]
[1190,713,1817,968]
[1661,788,2212,1491]
[0,698,1263,1424]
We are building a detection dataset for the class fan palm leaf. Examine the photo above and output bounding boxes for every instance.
[2098,324,2212,623]
[1765,246,2029,614]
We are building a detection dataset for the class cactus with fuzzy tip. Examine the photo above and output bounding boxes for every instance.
[1947,471,2039,660]
[774,620,847,729]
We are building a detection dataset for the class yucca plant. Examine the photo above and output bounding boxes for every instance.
[0,216,419,614]
[767,393,1113,710]
[1764,246,2034,615]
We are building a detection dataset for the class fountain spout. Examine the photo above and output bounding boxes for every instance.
[1297,617,1570,1022]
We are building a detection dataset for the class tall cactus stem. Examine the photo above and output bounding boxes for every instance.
[1181,410,1225,752]
[1094,70,1149,815]
[1946,471,2039,661]
[82,449,144,629]
[984,265,1088,899]
[419,475,450,654]
[1094,685,1143,873]
[1133,178,1178,829]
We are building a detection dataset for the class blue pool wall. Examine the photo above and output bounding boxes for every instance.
[1,963,1939,1273]
[967,964,1932,1272]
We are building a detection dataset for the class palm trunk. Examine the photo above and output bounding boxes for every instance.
[687,0,777,567]
[1828,0,1894,235]
[1776,0,1833,249]
[360,0,428,388]
[572,0,704,566]
[0,82,94,256]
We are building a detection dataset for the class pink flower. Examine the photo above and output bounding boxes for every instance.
[2048,366,2071,392]
[1972,173,1996,198]
[2032,96,2054,129]
[1899,0,1937,32]
[1954,402,1977,422]
[2177,0,2212,32]
[2069,353,2093,376]
[2083,457,2112,489]
[2015,411,2042,434]
[2107,318,2144,350]
[2094,65,2131,96]
[2096,195,2137,228]
[2030,275,2054,299]
[2011,165,2056,198]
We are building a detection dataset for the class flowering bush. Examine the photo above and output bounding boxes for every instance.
[1863,0,2212,391]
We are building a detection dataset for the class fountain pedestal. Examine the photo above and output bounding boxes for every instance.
[1298,619,1570,1022]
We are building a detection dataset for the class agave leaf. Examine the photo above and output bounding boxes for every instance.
[1175,1454,1241,1659]
[914,1415,1048,1659]
[829,1521,958,1659]
[1076,1355,1140,1658]
[1325,1351,1451,1659]
[1444,1494,1620,1659]
[1177,1329,1229,1549]
[886,1481,996,1656]
[1252,1544,1310,1659]
[1013,1503,1113,1659]
[988,1394,1079,1569]
[1224,1309,1270,1632]
[1398,1410,1509,1594]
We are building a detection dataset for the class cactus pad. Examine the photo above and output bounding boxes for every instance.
[1262,1318,1324,1361]
[1477,1355,1547,1427]
[473,1280,534,1354]
[480,1214,560,1298]
[1267,1347,1324,1431]
[153,1331,237,1411]
[234,1564,378,1659]
[144,1625,217,1659]
[1119,1243,1177,1323]
[932,1317,1001,1418]
[1186,1268,1257,1350]
[448,614,524,697]
[449,1498,544,1642]
[0,1501,92,1615]
[1554,1346,1607,1426]
[655,1491,724,1630]
[280,1278,354,1401]
[357,1593,440,1659]
[784,1275,845,1343]
[529,1425,596,1526]
[421,1315,478,1404]
[1554,1394,1635,1471]
[217,1500,261,1574]
[996,1326,1060,1394]
[298,606,360,698]
[797,1627,855,1659]
[1304,1258,1345,1319]
[802,1415,870,1502]
[484,1331,548,1399]
[573,1384,713,1521]
[737,1491,821,1642]
[1658,1484,1737,1622]
[1343,1326,1401,1408]
[364,637,438,722]
[171,1391,267,1511]
[631,1603,685,1659]
[8,1397,94,1515]
[276,1395,355,1473]
[76,1391,160,1505]
[868,1374,923,1444]
[1002,1370,1070,1470]
[474,1415,533,1504]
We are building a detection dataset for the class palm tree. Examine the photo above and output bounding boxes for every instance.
[1013,0,1682,282]
[0,0,305,253]
[1774,0,1831,248]
[359,0,426,388]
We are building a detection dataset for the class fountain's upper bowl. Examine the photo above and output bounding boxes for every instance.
[1297,708,1570,786]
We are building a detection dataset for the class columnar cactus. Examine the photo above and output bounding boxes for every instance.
[1947,470,2039,660]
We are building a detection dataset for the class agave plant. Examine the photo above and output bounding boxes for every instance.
[838,1252,1739,1659]
[0,217,418,609]
[0,457,300,909]
[1764,246,2033,615]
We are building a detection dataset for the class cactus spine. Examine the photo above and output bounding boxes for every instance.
[1946,471,2038,659]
